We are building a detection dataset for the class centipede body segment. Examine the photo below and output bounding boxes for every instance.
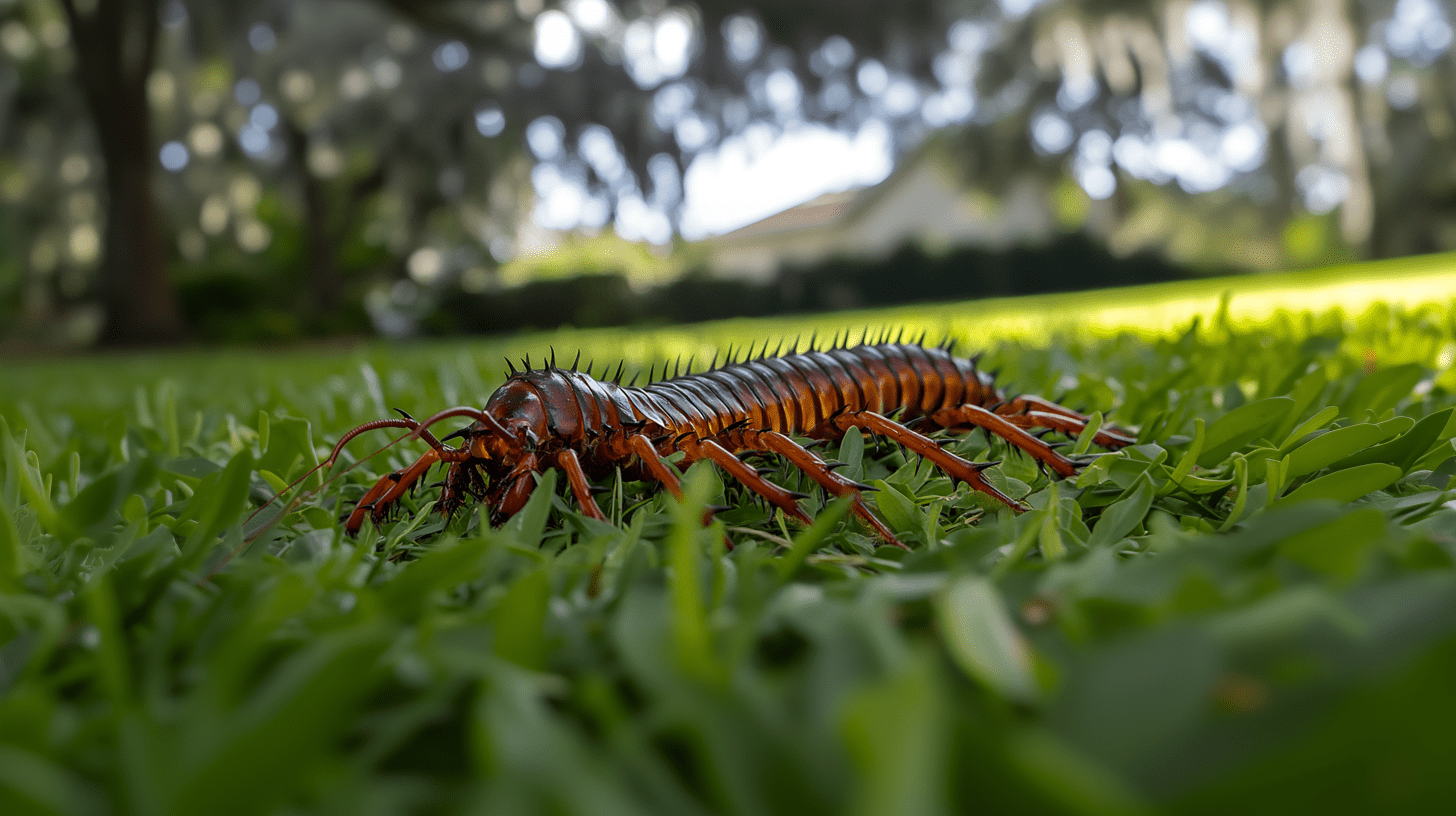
[324,335,1136,548]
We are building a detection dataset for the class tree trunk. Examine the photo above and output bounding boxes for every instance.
[62,0,189,346]
[282,120,345,317]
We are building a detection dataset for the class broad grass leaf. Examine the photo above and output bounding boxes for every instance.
[1280,423,1390,479]
[166,627,392,816]
[1159,417,1205,496]
[1341,363,1425,419]
[1087,476,1153,549]
[159,457,222,479]
[62,459,157,543]
[1207,585,1364,645]
[778,497,853,581]
[1276,507,1385,581]
[839,654,949,816]
[837,427,865,481]
[874,480,923,539]
[1270,367,1329,443]
[1328,407,1454,473]
[179,449,254,567]
[1005,730,1152,816]
[1276,405,1339,453]
[504,469,557,544]
[381,538,490,620]
[492,570,549,670]
[0,745,109,816]
[1049,626,1217,771]
[668,464,716,681]
[0,500,20,586]
[937,576,1038,703]
[256,415,316,480]
[1197,397,1295,467]
[1278,463,1402,505]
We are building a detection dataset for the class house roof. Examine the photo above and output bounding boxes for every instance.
[704,133,960,246]
[710,188,863,243]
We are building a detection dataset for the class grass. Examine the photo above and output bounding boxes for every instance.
[4,253,1456,815]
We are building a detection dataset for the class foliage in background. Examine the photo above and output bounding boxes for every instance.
[421,232,1198,340]
[3,0,1455,344]
[5,269,1456,813]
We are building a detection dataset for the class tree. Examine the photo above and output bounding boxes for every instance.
[57,0,188,344]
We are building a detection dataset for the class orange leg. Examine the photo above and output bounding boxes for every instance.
[992,395,1136,448]
[632,434,731,539]
[836,411,1026,512]
[928,404,1080,478]
[345,447,443,534]
[685,438,813,525]
[630,434,685,500]
[754,431,906,548]
[556,449,607,521]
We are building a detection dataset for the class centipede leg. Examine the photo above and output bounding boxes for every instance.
[556,449,608,522]
[629,434,685,500]
[345,448,443,534]
[992,396,1136,448]
[755,431,907,549]
[630,434,734,546]
[836,411,1027,512]
[688,438,813,525]
[929,405,1081,478]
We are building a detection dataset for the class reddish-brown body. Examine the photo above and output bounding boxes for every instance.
[328,339,1135,547]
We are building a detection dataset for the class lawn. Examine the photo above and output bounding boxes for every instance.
[3,252,1456,815]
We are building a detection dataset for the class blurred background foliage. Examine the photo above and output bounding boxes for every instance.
[1,0,1453,346]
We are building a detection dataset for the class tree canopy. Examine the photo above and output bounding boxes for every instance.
[1,0,1452,344]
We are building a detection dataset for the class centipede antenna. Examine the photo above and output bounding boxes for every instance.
[571,350,581,370]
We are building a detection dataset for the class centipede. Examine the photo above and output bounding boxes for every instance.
[295,331,1136,549]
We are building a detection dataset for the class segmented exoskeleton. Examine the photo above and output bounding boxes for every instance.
[321,334,1136,548]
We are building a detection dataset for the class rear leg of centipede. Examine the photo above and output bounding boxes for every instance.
[755,431,906,549]
[686,438,813,526]
[992,395,1137,449]
[929,405,1084,478]
[835,410,1027,512]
